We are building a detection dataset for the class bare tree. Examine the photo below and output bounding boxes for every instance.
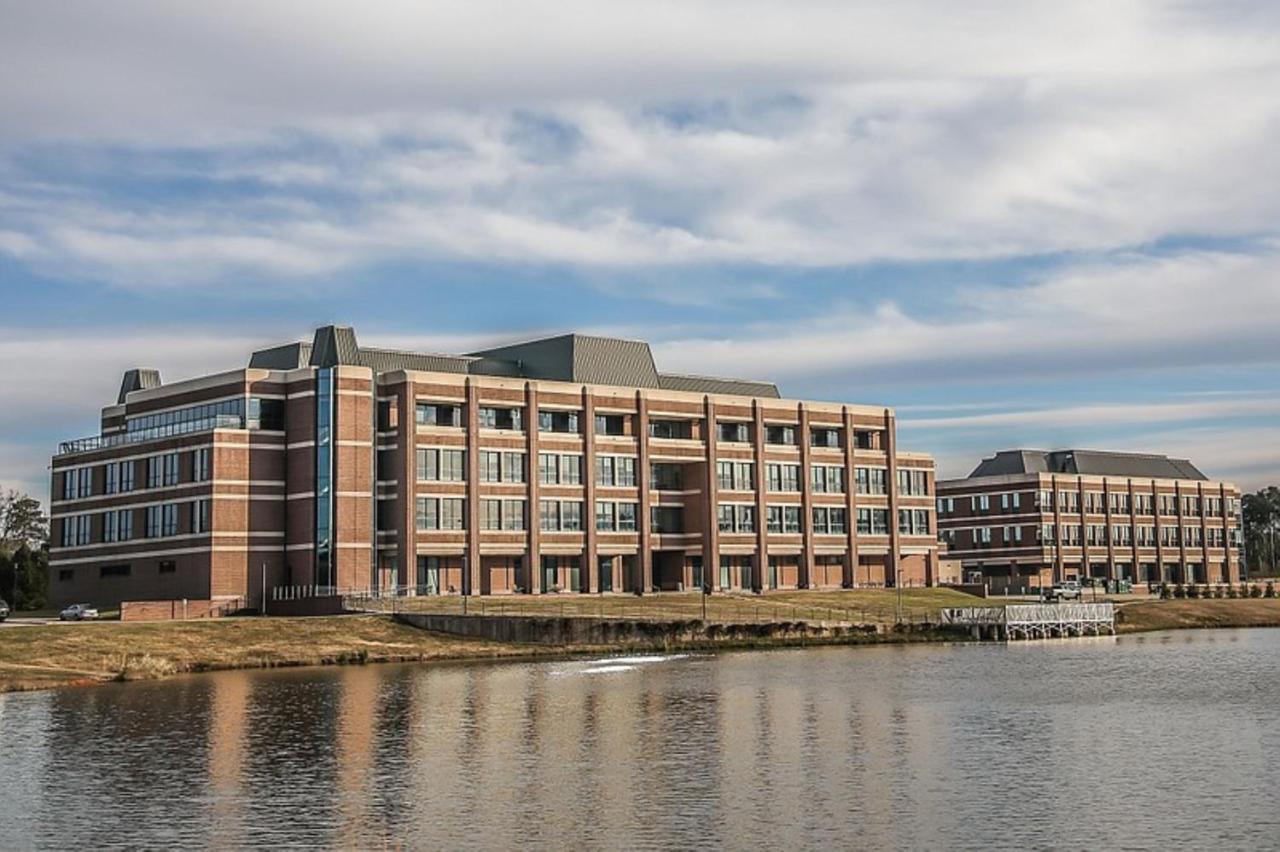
[0,490,48,555]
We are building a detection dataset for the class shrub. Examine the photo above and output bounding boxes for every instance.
[1266,582,1276,599]
[1173,584,1186,599]
[1186,584,1200,600]
[1159,583,1172,600]
[1250,584,1263,598]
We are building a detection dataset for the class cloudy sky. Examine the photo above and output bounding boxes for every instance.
[2,0,1279,501]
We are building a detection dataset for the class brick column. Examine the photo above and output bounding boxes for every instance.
[1128,479,1139,581]
[798,402,813,589]
[752,400,767,592]
[399,381,416,594]
[465,379,481,596]
[1103,478,1116,581]
[1199,483,1211,581]
[1153,482,1166,581]
[703,396,718,592]
[843,407,858,588]
[636,391,653,594]
[1221,483,1235,582]
[583,387,598,593]
[1052,474,1064,582]
[525,383,541,594]
[884,409,901,588]
[1175,482,1188,582]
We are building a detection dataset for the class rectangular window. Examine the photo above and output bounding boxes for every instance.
[416,403,462,427]
[813,507,847,535]
[481,499,502,531]
[104,509,133,543]
[648,419,692,440]
[614,457,636,487]
[417,448,465,482]
[595,414,626,436]
[766,464,800,492]
[147,456,163,489]
[163,503,178,537]
[717,461,734,491]
[718,504,735,533]
[810,428,841,448]
[539,453,558,485]
[765,425,796,445]
[105,464,118,496]
[158,561,176,574]
[439,498,465,530]
[502,452,525,483]
[416,497,436,531]
[811,465,845,494]
[559,455,582,485]
[561,501,582,531]
[539,500,557,531]
[538,409,580,434]
[193,447,212,482]
[100,564,131,579]
[857,508,889,535]
[480,451,501,483]
[502,500,526,531]
[478,406,523,431]
[192,499,211,534]
[596,456,615,486]
[596,500,616,531]
[716,421,749,443]
[856,467,887,495]
[897,469,927,496]
[163,452,179,487]
[616,502,637,531]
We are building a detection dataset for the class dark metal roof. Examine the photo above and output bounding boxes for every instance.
[969,449,1208,481]
[117,368,162,404]
[658,373,781,398]
[245,326,779,397]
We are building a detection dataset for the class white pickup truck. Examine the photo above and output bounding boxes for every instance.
[1042,581,1082,602]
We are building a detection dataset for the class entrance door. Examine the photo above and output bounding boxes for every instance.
[598,556,613,592]
[767,557,778,590]
[542,556,557,593]
[690,556,704,591]
[417,556,440,595]
[719,557,730,591]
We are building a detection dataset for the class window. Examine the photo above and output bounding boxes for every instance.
[596,456,637,487]
[595,414,626,436]
[61,514,91,547]
[716,421,749,443]
[856,467,887,495]
[539,453,582,485]
[899,509,930,535]
[766,505,802,534]
[592,501,637,532]
[105,461,135,495]
[58,569,73,582]
[147,504,178,538]
[766,464,800,492]
[810,428,841,448]
[192,499,211,534]
[480,451,501,483]
[502,500,525,531]
[854,430,877,450]
[158,561,176,574]
[1000,491,1021,510]
[561,501,583,531]
[718,504,755,533]
[812,507,847,535]
[596,500,615,531]
[482,499,502,531]
[416,497,465,531]
[971,494,990,512]
[62,467,92,500]
[811,465,845,494]
[502,452,525,483]
[765,425,796,445]
[648,419,692,440]
[247,397,285,431]
[193,447,212,482]
[538,409,580,434]
[147,454,178,489]
[716,461,754,492]
[478,406,523,431]
[651,463,683,491]
[124,397,246,441]
[937,497,955,514]
[100,564,131,578]
[897,469,927,496]
[417,448,465,482]
[104,509,133,543]
[651,506,684,534]
[416,403,462,427]
[857,508,889,535]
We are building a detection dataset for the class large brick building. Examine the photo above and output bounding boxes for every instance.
[48,325,940,609]
[936,449,1242,588]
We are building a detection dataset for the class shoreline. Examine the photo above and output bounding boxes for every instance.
[5,598,1280,694]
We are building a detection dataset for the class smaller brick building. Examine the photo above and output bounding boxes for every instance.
[937,449,1242,588]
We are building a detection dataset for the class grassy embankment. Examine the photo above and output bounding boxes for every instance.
[0,589,983,693]
[0,615,555,693]
[1115,599,1280,634]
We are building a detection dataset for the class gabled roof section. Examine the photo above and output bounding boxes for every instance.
[969,449,1208,481]
[248,342,312,370]
[310,325,361,367]
[468,334,662,387]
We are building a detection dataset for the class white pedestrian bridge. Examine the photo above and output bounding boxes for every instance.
[940,603,1116,641]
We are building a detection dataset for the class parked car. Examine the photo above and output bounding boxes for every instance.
[0,598,9,622]
[1042,581,1082,602]
[60,603,99,621]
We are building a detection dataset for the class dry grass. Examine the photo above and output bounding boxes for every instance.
[1116,599,1280,634]
[0,615,554,692]
[371,587,991,625]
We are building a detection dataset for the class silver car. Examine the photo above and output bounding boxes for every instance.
[59,603,100,621]
[0,598,9,622]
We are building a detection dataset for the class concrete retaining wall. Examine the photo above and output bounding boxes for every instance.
[394,612,899,646]
[121,599,237,622]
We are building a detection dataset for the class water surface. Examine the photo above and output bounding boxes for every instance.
[2,629,1278,849]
